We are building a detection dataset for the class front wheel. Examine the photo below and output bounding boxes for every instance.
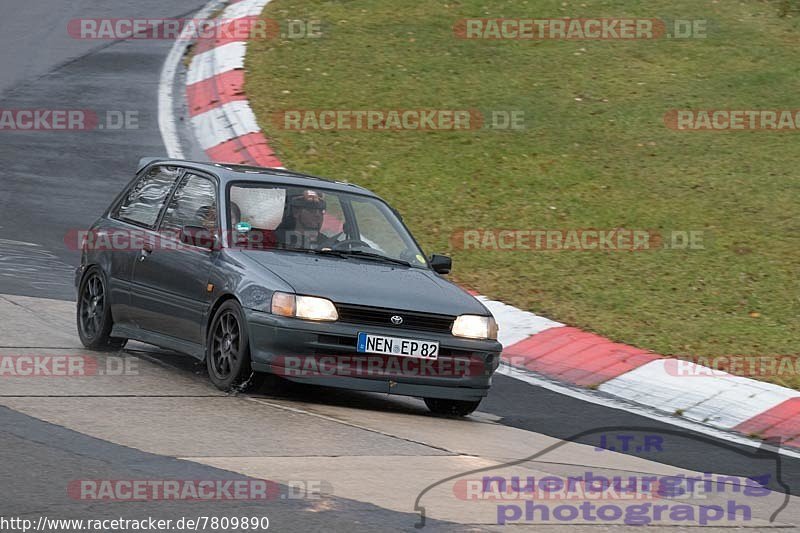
[206,300,262,391]
[424,397,482,417]
[76,268,126,351]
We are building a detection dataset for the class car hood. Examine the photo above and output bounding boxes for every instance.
[237,250,488,316]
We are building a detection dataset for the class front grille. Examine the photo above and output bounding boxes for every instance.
[335,303,455,333]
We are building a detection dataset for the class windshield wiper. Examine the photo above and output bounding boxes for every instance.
[281,247,413,267]
[281,247,348,258]
[329,250,412,267]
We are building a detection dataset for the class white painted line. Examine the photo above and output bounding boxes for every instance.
[159,0,227,158]
[191,100,261,150]
[187,42,248,86]
[598,359,800,429]
[222,0,271,20]
[500,363,800,459]
[473,295,564,347]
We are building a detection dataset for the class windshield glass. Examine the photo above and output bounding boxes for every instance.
[227,182,428,268]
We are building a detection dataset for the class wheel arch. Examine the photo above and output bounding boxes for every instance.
[203,293,242,360]
[76,263,126,351]
[77,264,112,316]
[78,263,101,284]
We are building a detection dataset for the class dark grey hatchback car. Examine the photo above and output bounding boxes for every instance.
[76,159,502,415]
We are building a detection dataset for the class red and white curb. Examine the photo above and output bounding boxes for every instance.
[185,0,281,167]
[173,0,800,452]
[482,297,800,450]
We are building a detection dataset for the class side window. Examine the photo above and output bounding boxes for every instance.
[230,186,286,230]
[116,166,182,228]
[160,174,218,235]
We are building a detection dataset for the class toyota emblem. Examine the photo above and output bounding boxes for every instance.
[390,315,404,325]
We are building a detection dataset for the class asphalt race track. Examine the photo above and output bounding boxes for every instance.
[0,1,798,531]
[0,0,208,300]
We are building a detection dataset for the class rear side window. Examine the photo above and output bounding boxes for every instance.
[116,166,182,228]
[160,174,218,234]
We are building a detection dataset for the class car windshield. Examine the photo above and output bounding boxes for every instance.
[227,182,429,268]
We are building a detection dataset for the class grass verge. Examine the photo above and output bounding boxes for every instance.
[246,0,800,388]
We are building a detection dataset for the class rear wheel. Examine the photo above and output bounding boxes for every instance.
[424,397,482,417]
[206,300,262,391]
[76,268,126,351]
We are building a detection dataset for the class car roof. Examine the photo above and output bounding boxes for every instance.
[138,157,379,198]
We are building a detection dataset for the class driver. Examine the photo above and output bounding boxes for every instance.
[277,190,331,249]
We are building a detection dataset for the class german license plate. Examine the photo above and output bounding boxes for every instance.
[357,332,439,360]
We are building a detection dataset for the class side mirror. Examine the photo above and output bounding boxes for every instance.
[429,254,452,274]
[180,225,216,250]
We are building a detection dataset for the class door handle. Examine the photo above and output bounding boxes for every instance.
[139,245,153,262]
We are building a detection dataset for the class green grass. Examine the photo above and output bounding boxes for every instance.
[246,0,800,388]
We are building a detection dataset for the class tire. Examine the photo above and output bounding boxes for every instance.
[206,300,262,391]
[424,397,482,417]
[76,267,127,351]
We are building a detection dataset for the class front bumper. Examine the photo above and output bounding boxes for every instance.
[245,309,502,401]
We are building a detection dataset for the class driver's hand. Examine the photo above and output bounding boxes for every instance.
[316,231,343,249]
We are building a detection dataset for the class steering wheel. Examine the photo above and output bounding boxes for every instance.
[331,238,372,251]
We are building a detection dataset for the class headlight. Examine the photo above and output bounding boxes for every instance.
[452,315,498,340]
[271,291,338,321]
